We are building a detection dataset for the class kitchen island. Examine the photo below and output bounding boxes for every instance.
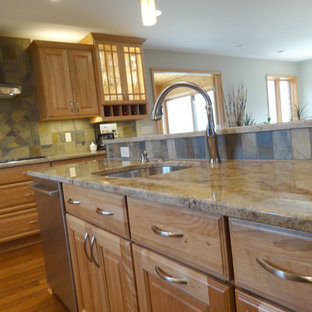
[28,159,312,312]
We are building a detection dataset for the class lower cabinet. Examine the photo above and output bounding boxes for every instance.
[132,244,235,312]
[66,214,138,312]
[235,290,288,312]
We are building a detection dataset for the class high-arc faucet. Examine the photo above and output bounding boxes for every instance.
[150,81,221,165]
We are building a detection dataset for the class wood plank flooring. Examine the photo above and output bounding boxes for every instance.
[0,243,68,312]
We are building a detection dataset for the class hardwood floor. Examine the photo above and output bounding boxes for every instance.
[0,243,69,312]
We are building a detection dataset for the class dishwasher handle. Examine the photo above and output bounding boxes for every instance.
[29,183,59,197]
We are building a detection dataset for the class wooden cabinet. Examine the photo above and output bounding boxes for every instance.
[63,184,129,238]
[29,40,99,121]
[127,197,232,280]
[81,33,148,122]
[230,218,312,312]
[66,214,138,312]
[133,244,234,312]
[0,163,49,243]
[235,290,289,312]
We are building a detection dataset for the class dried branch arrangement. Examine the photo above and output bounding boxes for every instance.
[225,84,247,127]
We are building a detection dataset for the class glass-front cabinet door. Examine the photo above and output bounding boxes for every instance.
[82,33,148,121]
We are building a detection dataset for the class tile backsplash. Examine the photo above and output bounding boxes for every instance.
[106,127,312,161]
[0,37,95,160]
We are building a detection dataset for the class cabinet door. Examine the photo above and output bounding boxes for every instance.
[121,43,146,103]
[68,50,99,116]
[39,48,73,117]
[96,42,125,103]
[133,244,234,312]
[235,290,288,312]
[66,214,138,312]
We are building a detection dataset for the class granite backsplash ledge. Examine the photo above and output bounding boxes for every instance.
[106,127,312,161]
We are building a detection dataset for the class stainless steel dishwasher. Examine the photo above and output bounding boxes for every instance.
[29,178,77,312]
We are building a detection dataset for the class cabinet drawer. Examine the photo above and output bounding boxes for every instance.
[133,244,234,312]
[63,184,129,238]
[235,290,289,312]
[0,181,36,213]
[0,208,40,243]
[128,197,232,280]
[0,163,49,185]
[230,218,312,312]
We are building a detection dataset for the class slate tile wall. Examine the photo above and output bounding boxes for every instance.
[106,128,312,161]
[0,37,96,160]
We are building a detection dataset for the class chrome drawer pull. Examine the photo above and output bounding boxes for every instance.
[257,258,312,283]
[155,266,187,285]
[83,232,92,262]
[68,199,80,205]
[24,193,33,197]
[91,236,100,268]
[151,225,184,238]
[96,208,113,216]
[28,220,39,224]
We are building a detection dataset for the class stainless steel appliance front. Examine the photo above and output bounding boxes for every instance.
[29,179,77,312]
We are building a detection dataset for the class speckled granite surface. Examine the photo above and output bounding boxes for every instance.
[28,159,312,233]
[0,151,106,169]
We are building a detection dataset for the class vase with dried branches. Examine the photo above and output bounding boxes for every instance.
[225,84,247,127]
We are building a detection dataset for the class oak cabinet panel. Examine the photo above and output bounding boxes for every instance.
[0,163,49,243]
[0,208,39,243]
[235,290,289,312]
[128,197,232,280]
[29,40,99,120]
[67,49,99,117]
[132,244,234,312]
[230,218,312,312]
[66,214,138,312]
[63,184,129,238]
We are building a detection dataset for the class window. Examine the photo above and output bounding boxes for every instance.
[163,91,216,134]
[151,69,225,135]
[266,75,298,123]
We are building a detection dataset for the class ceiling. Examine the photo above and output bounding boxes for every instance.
[1,0,312,62]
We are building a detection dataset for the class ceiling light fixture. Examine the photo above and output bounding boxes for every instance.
[140,0,162,26]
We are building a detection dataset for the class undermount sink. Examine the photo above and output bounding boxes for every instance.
[95,165,189,178]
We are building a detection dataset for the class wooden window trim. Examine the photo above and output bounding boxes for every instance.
[151,68,225,135]
[266,74,299,122]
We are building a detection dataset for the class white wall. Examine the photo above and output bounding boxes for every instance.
[298,59,312,119]
[136,49,299,136]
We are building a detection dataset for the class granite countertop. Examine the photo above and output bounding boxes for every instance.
[28,158,312,233]
[0,150,106,169]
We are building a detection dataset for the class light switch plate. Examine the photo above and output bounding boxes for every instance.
[65,132,72,142]
[120,146,130,158]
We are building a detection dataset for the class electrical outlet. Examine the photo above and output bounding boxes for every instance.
[65,132,72,142]
[120,146,130,158]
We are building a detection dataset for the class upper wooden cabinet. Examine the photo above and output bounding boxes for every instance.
[81,33,149,122]
[29,40,99,121]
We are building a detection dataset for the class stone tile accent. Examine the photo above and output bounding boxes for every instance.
[291,129,311,160]
[226,134,242,159]
[167,139,177,159]
[256,131,273,159]
[174,138,186,159]
[241,133,257,159]
[273,130,291,160]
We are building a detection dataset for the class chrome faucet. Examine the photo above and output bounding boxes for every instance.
[150,81,221,165]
